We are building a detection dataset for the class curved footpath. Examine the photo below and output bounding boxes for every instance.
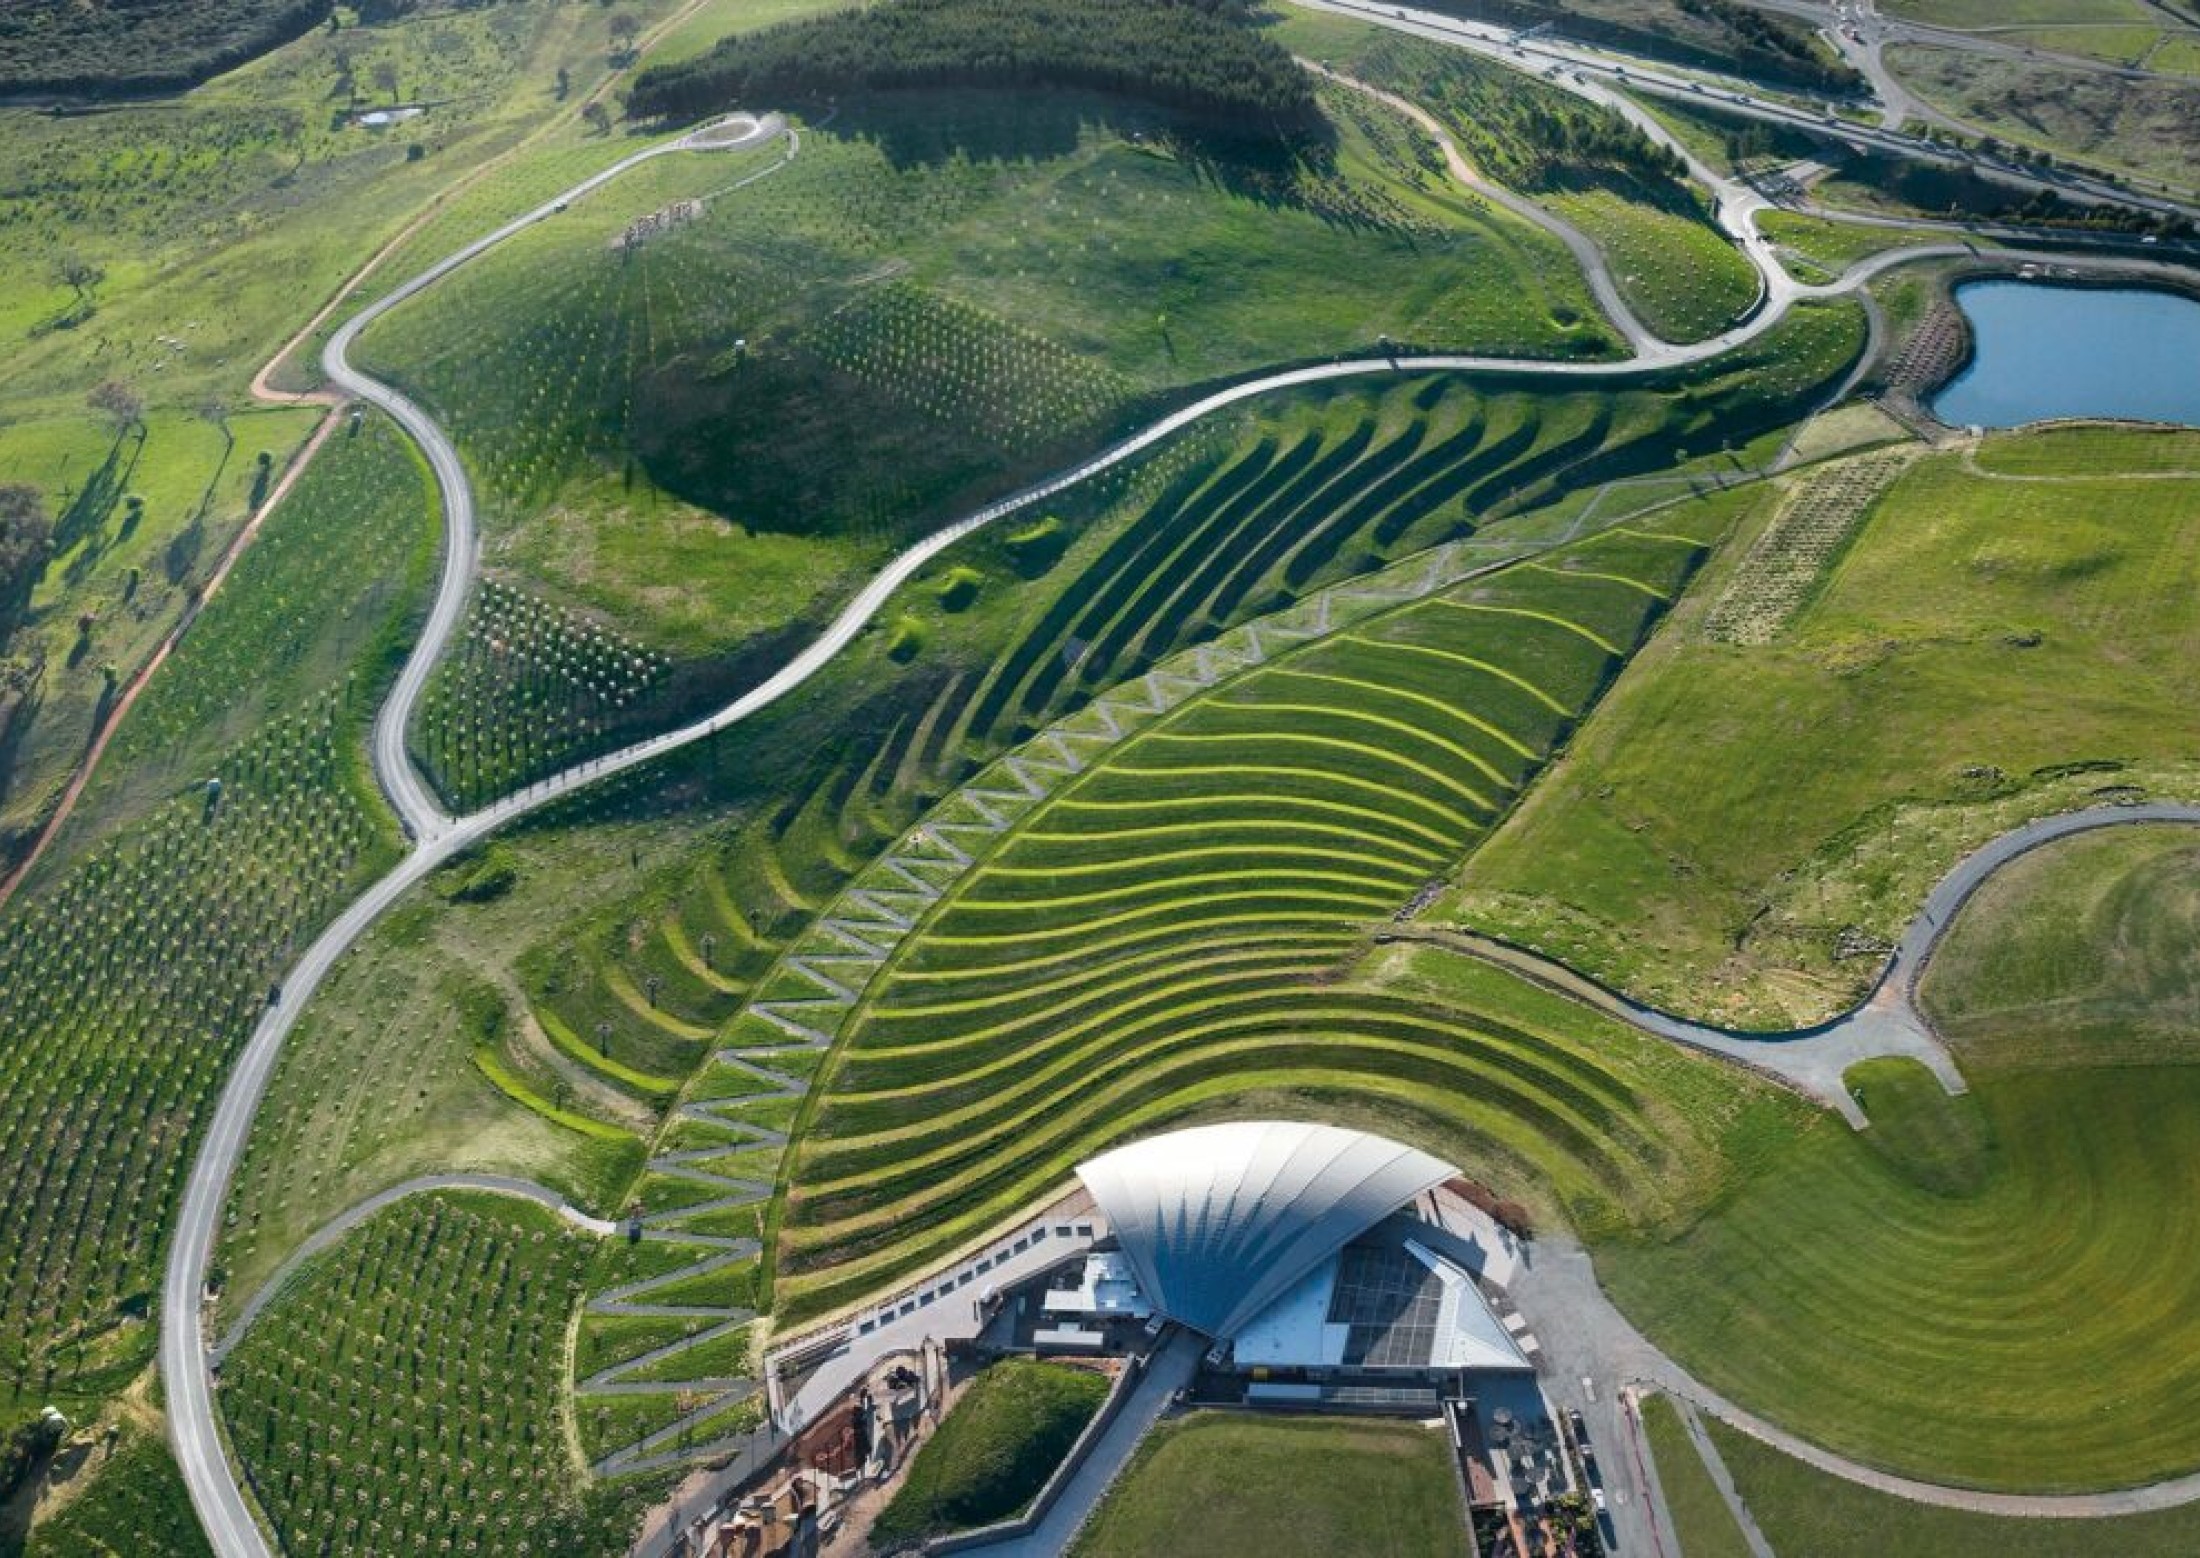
[156,58,2200,1558]
[207,1174,614,1366]
[323,112,790,842]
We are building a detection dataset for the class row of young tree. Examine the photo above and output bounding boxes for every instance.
[627,0,1318,133]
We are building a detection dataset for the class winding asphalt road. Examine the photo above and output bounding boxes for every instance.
[1304,0,2200,225]
[154,44,2200,1558]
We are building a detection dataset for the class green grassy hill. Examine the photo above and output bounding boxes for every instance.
[1450,426,2200,1027]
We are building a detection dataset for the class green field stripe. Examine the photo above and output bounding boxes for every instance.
[604,964,715,1041]
[1525,560,1673,600]
[1427,596,1620,655]
[1137,728,1501,814]
[1254,666,1543,760]
[975,836,1433,883]
[816,989,1647,1164]
[820,993,1646,1161]
[1056,792,1469,853]
[892,906,1383,982]
[1602,524,1711,549]
[538,1008,681,1099]
[865,932,1357,1024]
[472,1046,634,1142]
[794,1021,1631,1241]
[1016,814,1446,865]
[1095,761,1478,845]
[835,975,1359,1131]
[945,865,1411,919]
[847,954,1348,1079]
[1338,633,1572,715]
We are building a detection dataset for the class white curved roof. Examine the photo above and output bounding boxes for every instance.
[1075,1120,1455,1340]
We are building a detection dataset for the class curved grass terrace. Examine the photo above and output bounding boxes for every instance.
[779,509,1740,1314]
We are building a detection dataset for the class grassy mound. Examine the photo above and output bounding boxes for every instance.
[1923,823,2200,1069]
[873,1358,1110,1542]
[1072,1411,1469,1558]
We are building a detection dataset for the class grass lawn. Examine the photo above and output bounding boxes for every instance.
[1882,0,2155,28]
[1639,1395,1752,1558]
[1707,1414,2200,1557]
[1542,170,1762,343]
[1922,823,2200,1068]
[1756,211,1951,285]
[873,1359,1110,1542]
[1605,1056,2200,1492]
[1072,1411,1470,1558]
[1449,428,2200,1028]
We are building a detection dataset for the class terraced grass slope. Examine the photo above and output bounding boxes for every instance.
[221,1193,612,1556]
[778,508,1740,1316]
[1450,428,2200,1028]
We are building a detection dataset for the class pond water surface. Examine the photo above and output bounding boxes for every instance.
[1931,280,2200,430]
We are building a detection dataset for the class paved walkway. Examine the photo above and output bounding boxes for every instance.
[1677,1397,1778,1558]
[209,1173,613,1365]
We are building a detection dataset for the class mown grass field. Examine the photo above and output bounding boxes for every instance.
[1449,426,2200,1028]
[1599,821,2200,1491]
[873,1358,1110,1543]
[1922,823,2200,1068]
[1639,1396,1753,1558]
[1706,1413,2200,1557]
[1756,211,1951,285]
[1071,1411,1470,1558]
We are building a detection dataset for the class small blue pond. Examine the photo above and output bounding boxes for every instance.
[1931,280,2200,430]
